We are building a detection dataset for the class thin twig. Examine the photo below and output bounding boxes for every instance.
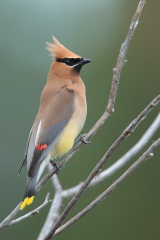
[0,193,51,230]
[43,94,159,240]
[90,112,160,183]
[38,109,160,239]
[53,138,160,238]
[0,204,21,230]
[37,174,63,240]
[62,112,160,197]
[8,193,51,227]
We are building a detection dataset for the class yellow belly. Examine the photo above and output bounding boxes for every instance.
[51,118,82,159]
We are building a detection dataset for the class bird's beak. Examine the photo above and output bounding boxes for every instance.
[81,58,92,65]
[73,58,91,73]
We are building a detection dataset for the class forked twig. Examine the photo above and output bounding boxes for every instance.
[53,138,160,238]
[0,193,51,230]
[43,94,159,240]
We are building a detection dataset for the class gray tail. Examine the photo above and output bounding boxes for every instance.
[20,175,38,210]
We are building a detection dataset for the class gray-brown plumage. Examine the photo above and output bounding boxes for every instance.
[20,36,91,210]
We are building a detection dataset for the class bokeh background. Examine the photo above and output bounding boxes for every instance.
[0,0,160,239]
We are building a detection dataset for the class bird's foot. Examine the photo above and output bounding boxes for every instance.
[75,133,91,144]
[50,160,61,171]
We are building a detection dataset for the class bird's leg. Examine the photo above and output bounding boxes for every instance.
[75,133,91,144]
[50,160,62,171]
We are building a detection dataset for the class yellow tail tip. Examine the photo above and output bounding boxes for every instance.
[20,196,35,210]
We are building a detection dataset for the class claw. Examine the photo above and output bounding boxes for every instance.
[77,134,91,144]
[81,137,91,144]
[50,160,61,171]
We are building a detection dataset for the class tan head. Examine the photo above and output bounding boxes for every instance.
[46,36,91,74]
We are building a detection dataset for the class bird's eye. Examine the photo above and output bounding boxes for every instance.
[70,58,82,65]
[64,58,72,65]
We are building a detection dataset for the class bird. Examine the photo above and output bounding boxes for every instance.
[19,36,91,210]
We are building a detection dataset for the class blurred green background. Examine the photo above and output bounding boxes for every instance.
[0,0,160,239]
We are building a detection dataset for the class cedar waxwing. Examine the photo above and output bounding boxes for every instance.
[19,36,91,210]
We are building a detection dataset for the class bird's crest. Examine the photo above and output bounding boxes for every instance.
[46,36,80,59]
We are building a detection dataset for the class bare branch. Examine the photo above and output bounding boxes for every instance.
[0,204,20,230]
[43,94,159,239]
[37,174,63,240]
[8,193,51,227]
[53,138,160,238]
[0,193,51,230]
[90,112,160,183]
[48,168,63,193]
[38,107,159,239]
[62,112,160,197]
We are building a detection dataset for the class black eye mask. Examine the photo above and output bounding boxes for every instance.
[56,57,84,66]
